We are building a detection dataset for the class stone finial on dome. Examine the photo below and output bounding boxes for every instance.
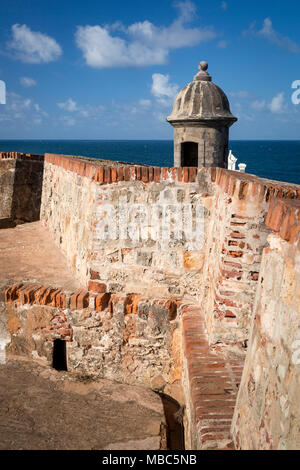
[194,61,212,81]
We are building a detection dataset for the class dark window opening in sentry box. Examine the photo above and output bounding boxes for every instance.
[53,339,67,371]
[181,142,198,167]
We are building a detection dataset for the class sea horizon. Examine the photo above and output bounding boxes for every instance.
[1,139,299,185]
[2,138,300,141]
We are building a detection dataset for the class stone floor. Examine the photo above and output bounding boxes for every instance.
[0,357,166,450]
[0,221,81,291]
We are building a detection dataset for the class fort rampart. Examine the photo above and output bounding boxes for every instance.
[0,151,299,449]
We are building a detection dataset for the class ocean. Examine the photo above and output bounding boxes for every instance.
[0,140,299,185]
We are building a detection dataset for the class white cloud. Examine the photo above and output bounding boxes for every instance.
[269,92,286,113]
[57,99,106,119]
[20,77,37,87]
[232,92,288,118]
[153,111,167,122]
[231,102,242,113]
[221,1,227,10]
[217,40,229,48]
[33,118,42,125]
[151,73,179,107]
[139,99,151,107]
[34,103,48,117]
[60,116,76,127]
[245,18,300,54]
[57,98,78,112]
[231,102,254,121]
[7,24,62,63]
[231,93,288,117]
[79,104,106,118]
[5,92,31,112]
[0,91,47,123]
[173,0,197,22]
[250,99,266,111]
[229,90,252,99]
[75,1,216,68]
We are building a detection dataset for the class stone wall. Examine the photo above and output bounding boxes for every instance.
[90,168,212,299]
[173,124,229,168]
[0,152,44,224]
[231,198,300,449]
[0,281,181,392]
[200,168,300,356]
[2,154,300,336]
[0,159,14,220]
[41,154,213,299]
[2,152,300,450]
[39,155,300,357]
[41,155,96,286]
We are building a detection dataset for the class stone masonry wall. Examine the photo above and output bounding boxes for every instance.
[0,281,181,392]
[0,159,15,220]
[2,153,300,449]
[231,198,300,449]
[200,168,300,356]
[90,168,212,299]
[0,152,44,224]
[2,154,300,353]
[173,125,229,167]
[41,154,214,299]
[40,155,96,286]
[39,155,300,356]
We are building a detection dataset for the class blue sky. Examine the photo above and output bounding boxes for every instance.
[1,0,300,139]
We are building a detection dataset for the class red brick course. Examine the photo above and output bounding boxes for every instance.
[0,151,44,161]
[1,281,178,318]
[210,167,300,202]
[2,153,300,199]
[182,305,244,450]
[1,281,179,348]
[266,198,300,245]
[44,153,203,184]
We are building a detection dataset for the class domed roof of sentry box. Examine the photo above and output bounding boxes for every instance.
[167,61,237,125]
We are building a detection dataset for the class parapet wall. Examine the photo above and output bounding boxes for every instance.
[231,198,300,449]
[41,154,214,299]
[201,168,300,355]
[0,281,180,390]
[1,151,300,449]
[41,155,96,286]
[0,152,44,225]
[2,152,299,355]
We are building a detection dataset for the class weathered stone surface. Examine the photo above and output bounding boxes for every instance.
[40,160,96,286]
[41,159,212,299]
[0,295,181,389]
[0,158,44,222]
[0,160,15,219]
[231,231,300,450]
[0,357,166,450]
[1,153,300,450]
[200,179,271,355]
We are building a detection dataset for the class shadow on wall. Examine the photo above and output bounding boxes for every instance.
[0,158,44,228]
